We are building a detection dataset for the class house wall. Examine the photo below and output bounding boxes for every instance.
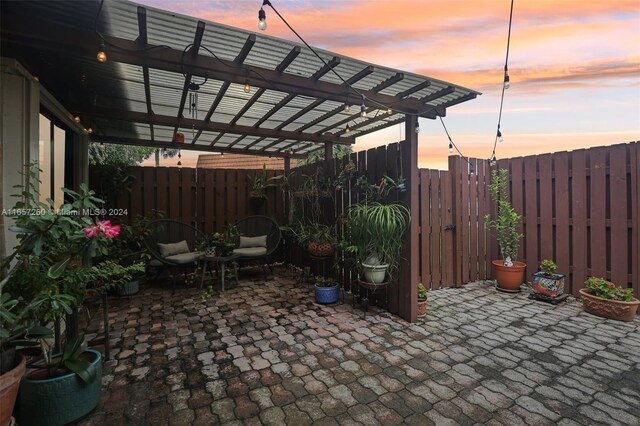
[0,58,89,261]
[0,59,40,259]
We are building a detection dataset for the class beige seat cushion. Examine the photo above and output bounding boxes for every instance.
[158,240,190,257]
[233,247,267,257]
[238,235,267,248]
[164,252,202,264]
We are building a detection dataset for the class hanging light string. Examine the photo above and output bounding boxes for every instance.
[259,0,440,118]
[490,0,515,163]
[439,117,475,173]
[440,0,514,167]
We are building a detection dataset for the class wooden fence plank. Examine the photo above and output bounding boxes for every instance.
[167,168,181,220]
[571,150,588,293]
[469,166,478,281]
[589,147,607,278]
[609,144,628,287]
[631,142,640,298]
[553,152,570,291]
[430,171,443,287]
[539,154,553,261]
[442,167,454,287]
[523,156,538,278]
[476,161,487,279]
[460,159,470,285]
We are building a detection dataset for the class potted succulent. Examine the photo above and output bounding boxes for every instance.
[485,168,525,292]
[417,282,428,317]
[314,276,339,304]
[347,202,410,284]
[531,259,565,298]
[580,277,639,322]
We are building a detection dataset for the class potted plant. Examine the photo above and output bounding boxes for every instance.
[314,276,339,304]
[485,168,525,292]
[531,259,565,298]
[18,336,103,426]
[417,282,428,317]
[289,221,336,258]
[347,202,410,284]
[0,277,53,426]
[248,164,278,200]
[1,163,143,424]
[580,277,639,322]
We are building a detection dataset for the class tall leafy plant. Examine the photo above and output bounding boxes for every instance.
[485,168,523,263]
[346,203,410,275]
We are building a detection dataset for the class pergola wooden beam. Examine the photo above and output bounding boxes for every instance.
[209,132,226,147]
[77,107,354,144]
[276,46,301,73]
[90,135,306,159]
[244,136,267,150]
[372,72,404,93]
[397,81,432,99]
[136,7,154,140]
[228,46,300,127]
[260,138,286,151]
[174,20,206,135]
[227,135,246,148]
[419,86,455,104]
[311,57,341,80]
[191,34,257,144]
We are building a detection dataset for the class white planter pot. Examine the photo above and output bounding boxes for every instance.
[362,263,389,284]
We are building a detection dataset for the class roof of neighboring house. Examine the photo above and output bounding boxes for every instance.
[196,154,295,170]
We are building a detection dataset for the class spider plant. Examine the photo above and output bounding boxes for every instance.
[346,202,410,277]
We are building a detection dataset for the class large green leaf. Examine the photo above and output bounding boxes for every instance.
[47,258,70,278]
[64,358,97,384]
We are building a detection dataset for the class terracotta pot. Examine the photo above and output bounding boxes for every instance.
[0,352,25,426]
[492,260,526,292]
[308,241,333,258]
[579,289,639,322]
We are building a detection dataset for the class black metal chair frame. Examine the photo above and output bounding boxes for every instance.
[234,215,281,278]
[144,219,206,292]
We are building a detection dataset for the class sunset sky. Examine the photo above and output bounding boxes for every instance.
[138,0,640,170]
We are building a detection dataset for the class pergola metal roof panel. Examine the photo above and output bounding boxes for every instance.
[1,0,480,158]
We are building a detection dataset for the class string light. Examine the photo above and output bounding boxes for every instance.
[243,79,251,93]
[87,127,93,134]
[503,67,510,90]
[386,106,392,115]
[99,142,105,150]
[343,104,350,113]
[33,75,40,82]
[73,115,81,123]
[96,43,107,63]
[415,121,420,134]
[448,142,453,154]
[258,7,267,31]
[360,104,367,118]
[345,123,351,134]
[490,155,497,167]
[497,128,503,143]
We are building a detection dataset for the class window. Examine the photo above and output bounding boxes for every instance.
[38,113,66,207]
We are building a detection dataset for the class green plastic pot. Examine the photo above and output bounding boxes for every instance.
[18,349,102,426]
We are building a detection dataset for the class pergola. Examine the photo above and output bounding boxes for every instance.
[1,0,479,161]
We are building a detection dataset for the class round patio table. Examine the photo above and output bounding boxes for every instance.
[199,253,241,291]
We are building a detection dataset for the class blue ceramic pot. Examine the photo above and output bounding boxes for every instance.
[315,283,339,304]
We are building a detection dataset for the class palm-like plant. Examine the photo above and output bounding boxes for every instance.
[346,202,410,276]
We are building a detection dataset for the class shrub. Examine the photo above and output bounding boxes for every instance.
[584,277,634,302]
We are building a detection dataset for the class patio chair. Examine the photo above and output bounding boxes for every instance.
[144,219,206,292]
[233,215,281,278]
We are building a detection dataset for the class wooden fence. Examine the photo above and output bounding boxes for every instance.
[92,140,640,307]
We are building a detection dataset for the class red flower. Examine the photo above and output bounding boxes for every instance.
[83,224,100,238]
[103,223,121,238]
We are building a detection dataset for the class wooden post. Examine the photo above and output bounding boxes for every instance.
[398,115,419,323]
[284,156,291,224]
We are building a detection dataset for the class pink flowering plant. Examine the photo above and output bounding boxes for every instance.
[3,163,143,321]
[584,277,634,302]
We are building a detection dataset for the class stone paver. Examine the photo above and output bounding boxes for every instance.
[80,271,640,425]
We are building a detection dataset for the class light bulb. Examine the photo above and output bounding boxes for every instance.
[99,142,105,150]
[415,123,420,134]
[258,8,267,31]
[345,123,350,134]
[360,104,367,118]
[497,129,503,143]
[73,115,81,123]
[503,74,510,90]
[343,104,350,113]
[243,80,251,93]
[96,44,107,63]
[386,107,392,115]
[33,75,40,82]
[448,142,453,154]
[87,127,93,134]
